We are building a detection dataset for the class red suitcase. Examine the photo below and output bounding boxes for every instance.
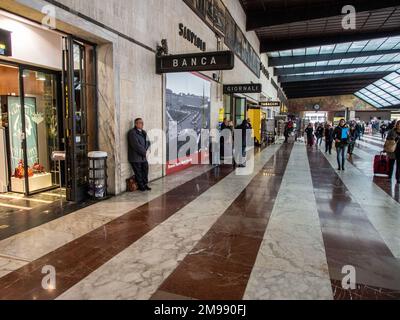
[374,152,390,176]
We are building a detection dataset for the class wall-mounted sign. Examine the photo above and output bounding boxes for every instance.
[179,23,206,52]
[0,29,12,56]
[223,83,262,94]
[313,104,321,111]
[261,101,281,107]
[156,51,234,74]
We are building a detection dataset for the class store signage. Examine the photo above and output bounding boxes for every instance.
[261,101,281,107]
[179,23,206,52]
[0,29,12,56]
[223,83,262,94]
[156,51,234,74]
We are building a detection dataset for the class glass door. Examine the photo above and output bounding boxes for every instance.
[62,36,97,202]
[21,69,60,194]
[235,97,246,126]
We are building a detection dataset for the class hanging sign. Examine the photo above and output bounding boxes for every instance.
[0,29,12,56]
[156,51,234,74]
[261,101,281,107]
[223,83,262,94]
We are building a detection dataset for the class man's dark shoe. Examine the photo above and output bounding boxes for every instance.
[138,186,146,192]
[145,186,152,191]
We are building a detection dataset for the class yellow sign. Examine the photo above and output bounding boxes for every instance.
[218,108,225,123]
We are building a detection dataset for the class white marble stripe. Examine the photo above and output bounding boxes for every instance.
[244,143,333,300]
[356,139,384,152]
[0,165,215,273]
[57,144,284,300]
[321,146,400,258]
[363,134,385,143]
[362,136,385,145]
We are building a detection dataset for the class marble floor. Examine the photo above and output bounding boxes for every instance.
[0,135,399,300]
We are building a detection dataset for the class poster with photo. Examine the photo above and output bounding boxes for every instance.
[205,0,214,27]
[213,0,226,35]
[224,11,236,50]
[166,72,211,175]
[235,27,245,59]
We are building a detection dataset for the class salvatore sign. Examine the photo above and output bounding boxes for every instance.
[156,51,234,74]
[261,101,281,107]
[0,29,12,57]
[223,83,262,94]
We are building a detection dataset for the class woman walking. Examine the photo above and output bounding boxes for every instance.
[333,119,350,171]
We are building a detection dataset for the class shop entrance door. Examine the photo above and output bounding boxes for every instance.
[62,36,97,202]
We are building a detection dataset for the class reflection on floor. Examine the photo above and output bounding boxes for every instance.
[0,135,399,300]
[0,189,95,241]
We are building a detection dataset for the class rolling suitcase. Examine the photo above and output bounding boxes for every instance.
[374,152,390,176]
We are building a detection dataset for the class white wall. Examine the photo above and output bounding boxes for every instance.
[0,13,62,69]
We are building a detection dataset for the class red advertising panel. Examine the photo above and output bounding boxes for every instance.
[166,72,211,175]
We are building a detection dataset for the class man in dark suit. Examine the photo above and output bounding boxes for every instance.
[128,118,151,192]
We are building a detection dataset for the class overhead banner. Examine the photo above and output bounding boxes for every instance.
[261,101,281,107]
[156,51,234,74]
[0,28,12,56]
[223,83,262,94]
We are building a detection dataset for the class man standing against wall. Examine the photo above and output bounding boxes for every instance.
[128,118,151,192]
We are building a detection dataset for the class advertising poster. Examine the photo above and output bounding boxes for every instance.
[166,73,211,175]
[8,96,38,170]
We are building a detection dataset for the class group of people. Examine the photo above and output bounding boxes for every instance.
[380,120,398,140]
[305,120,364,171]
[220,118,253,168]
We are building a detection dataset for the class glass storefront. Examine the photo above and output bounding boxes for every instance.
[223,94,247,127]
[0,63,60,194]
[0,15,97,201]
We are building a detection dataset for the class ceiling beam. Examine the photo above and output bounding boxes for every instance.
[261,29,400,52]
[279,72,390,83]
[274,62,399,76]
[269,49,400,66]
[246,0,400,31]
[288,91,359,98]
[284,81,379,89]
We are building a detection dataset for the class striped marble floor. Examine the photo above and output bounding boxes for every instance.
[0,136,399,300]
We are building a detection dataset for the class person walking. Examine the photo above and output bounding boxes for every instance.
[128,118,151,192]
[305,123,314,148]
[235,120,250,168]
[334,119,350,171]
[315,123,324,148]
[380,122,388,140]
[325,122,334,155]
[347,125,357,157]
[386,120,400,184]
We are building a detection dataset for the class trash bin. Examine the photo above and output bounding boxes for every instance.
[88,151,108,199]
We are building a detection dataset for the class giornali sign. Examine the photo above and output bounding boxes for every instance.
[223,84,262,94]
[156,51,234,74]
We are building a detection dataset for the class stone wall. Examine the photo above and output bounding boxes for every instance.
[1,0,282,195]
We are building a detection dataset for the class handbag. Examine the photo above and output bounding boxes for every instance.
[384,140,397,153]
[126,176,138,192]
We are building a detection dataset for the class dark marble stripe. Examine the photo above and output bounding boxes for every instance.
[332,280,400,300]
[0,166,234,300]
[152,144,293,300]
[307,148,400,300]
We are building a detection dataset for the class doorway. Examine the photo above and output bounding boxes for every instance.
[0,62,61,196]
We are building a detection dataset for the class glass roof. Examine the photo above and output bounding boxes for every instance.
[355,71,400,108]
[269,36,400,58]
[275,53,400,68]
